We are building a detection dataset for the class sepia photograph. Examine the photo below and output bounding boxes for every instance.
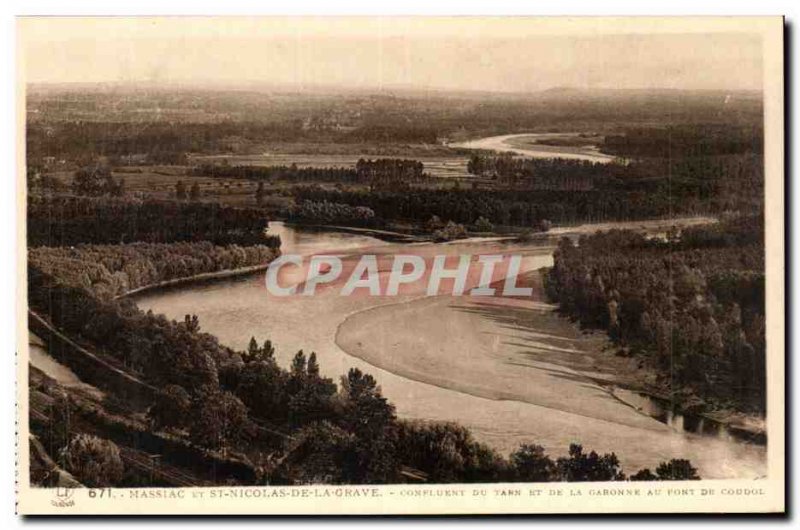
[13,15,785,515]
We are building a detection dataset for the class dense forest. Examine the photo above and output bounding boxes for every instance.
[600,124,764,158]
[190,163,359,183]
[292,186,682,228]
[354,158,427,189]
[29,262,700,486]
[279,124,764,230]
[27,196,281,247]
[465,153,763,212]
[29,241,279,299]
[288,200,377,226]
[543,216,765,413]
[467,156,601,190]
[190,158,429,190]
[27,121,308,163]
[26,120,440,164]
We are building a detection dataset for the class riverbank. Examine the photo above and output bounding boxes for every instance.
[450,133,617,163]
[132,221,765,478]
[288,215,719,247]
[334,269,667,431]
[118,262,275,299]
[558,336,767,445]
[331,267,765,478]
[328,249,764,446]
[281,222,424,243]
[605,368,767,445]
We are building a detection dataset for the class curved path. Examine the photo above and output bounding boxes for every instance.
[335,270,665,432]
[451,133,617,163]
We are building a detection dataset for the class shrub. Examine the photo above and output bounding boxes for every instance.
[473,216,494,233]
[433,221,467,242]
[148,384,192,432]
[61,434,124,487]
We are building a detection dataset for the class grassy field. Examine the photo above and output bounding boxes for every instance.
[117,167,299,208]
[189,151,473,180]
[39,144,478,208]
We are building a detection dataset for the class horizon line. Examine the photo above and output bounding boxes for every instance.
[26,80,764,97]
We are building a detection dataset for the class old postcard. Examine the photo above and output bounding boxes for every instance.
[15,16,784,515]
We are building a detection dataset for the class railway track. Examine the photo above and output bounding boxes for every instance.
[28,331,430,486]
[117,446,205,487]
[29,387,206,487]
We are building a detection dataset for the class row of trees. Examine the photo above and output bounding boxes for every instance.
[272,369,701,484]
[296,140,763,228]
[288,200,376,226]
[190,164,359,183]
[396,427,698,484]
[190,158,429,191]
[29,266,233,390]
[465,152,763,212]
[600,124,763,158]
[467,155,600,191]
[27,196,281,247]
[27,120,442,164]
[29,241,279,299]
[29,260,701,485]
[175,180,202,201]
[355,158,428,190]
[26,120,308,163]
[340,124,438,144]
[293,186,679,228]
[543,216,765,412]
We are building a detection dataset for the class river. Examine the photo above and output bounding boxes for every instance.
[29,333,104,400]
[134,221,766,479]
[451,133,617,163]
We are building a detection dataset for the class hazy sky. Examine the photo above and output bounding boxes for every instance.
[20,17,765,92]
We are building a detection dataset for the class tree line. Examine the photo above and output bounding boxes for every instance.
[293,148,763,229]
[543,216,765,412]
[190,158,429,191]
[600,124,763,158]
[288,200,376,226]
[355,158,428,190]
[467,155,601,191]
[27,196,281,248]
[465,153,763,213]
[29,241,279,299]
[27,119,441,166]
[26,120,308,163]
[190,163,359,183]
[28,253,701,485]
[292,186,681,228]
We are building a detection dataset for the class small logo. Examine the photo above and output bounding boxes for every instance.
[51,487,76,508]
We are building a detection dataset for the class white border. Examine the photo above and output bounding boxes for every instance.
[2,1,797,528]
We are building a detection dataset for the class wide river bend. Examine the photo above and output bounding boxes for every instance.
[133,221,766,479]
